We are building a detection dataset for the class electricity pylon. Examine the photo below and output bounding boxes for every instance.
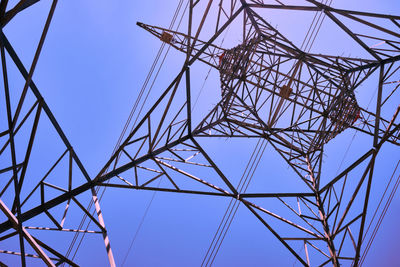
[1,0,400,266]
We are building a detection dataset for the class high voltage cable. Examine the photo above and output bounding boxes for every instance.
[60,0,399,265]
[121,177,164,266]
[64,0,187,263]
[1,0,399,265]
[360,160,400,265]
[201,140,264,266]
[202,140,268,266]
[118,2,189,263]
[204,1,335,265]
[70,0,333,263]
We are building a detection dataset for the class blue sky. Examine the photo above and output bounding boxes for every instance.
[1,0,400,266]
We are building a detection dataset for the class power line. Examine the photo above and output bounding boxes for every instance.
[203,140,268,266]
[65,0,188,262]
[116,1,189,265]
[360,160,400,265]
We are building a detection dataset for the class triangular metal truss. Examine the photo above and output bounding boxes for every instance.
[1,0,400,266]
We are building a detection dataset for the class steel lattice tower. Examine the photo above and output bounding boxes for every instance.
[0,0,400,266]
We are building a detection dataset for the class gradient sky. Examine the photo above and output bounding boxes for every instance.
[1,0,400,266]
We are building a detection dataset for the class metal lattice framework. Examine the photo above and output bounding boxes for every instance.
[1,0,400,266]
